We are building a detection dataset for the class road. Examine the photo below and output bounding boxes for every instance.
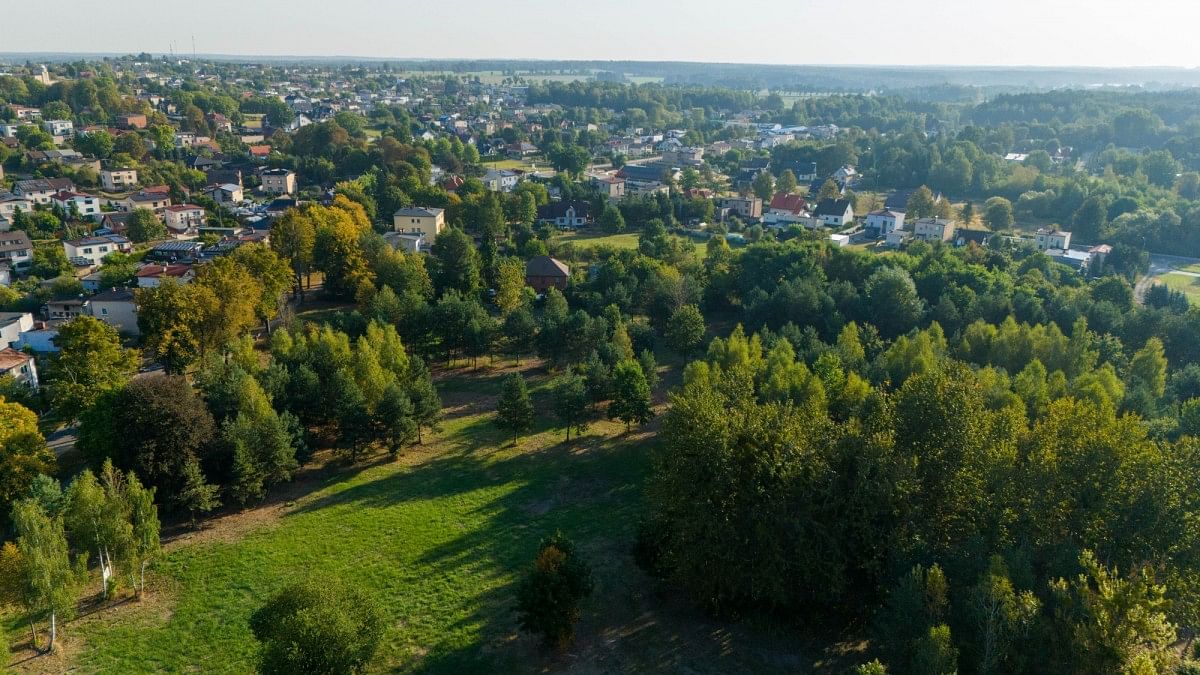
[46,425,77,458]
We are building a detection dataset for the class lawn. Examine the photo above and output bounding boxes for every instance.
[480,157,545,171]
[7,362,852,673]
[1152,271,1200,304]
[555,230,642,251]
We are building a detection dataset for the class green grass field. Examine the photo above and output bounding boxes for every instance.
[480,157,545,171]
[7,363,842,673]
[555,230,642,251]
[1152,271,1200,304]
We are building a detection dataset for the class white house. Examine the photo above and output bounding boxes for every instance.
[0,348,38,389]
[912,217,956,243]
[481,168,519,192]
[63,234,132,267]
[100,168,138,192]
[162,205,206,236]
[0,230,34,271]
[42,119,73,137]
[13,178,76,204]
[813,199,854,229]
[865,209,905,237]
[0,312,34,349]
[0,193,36,229]
[51,191,102,220]
[85,287,139,336]
[1035,228,1072,251]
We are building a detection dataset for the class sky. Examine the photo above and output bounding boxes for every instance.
[2,0,1198,68]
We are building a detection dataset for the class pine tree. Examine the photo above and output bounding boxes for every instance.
[552,373,589,442]
[176,458,220,526]
[407,357,442,444]
[375,382,417,457]
[496,373,534,444]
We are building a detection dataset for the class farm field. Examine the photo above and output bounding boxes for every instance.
[5,363,856,674]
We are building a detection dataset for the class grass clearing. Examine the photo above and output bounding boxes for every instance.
[555,230,642,251]
[7,362,853,673]
[1152,271,1200,304]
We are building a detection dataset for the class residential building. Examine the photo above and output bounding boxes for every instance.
[46,298,85,322]
[717,196,763,220]
[116,113,148,129]
[382,232,425,254]
[101,168,138,191]
[591,174,626,200]
[0,348,38,389]
[162,205,206,236]
[813,199,855,229]
[0,193,36,229]
[260,168,297,195]
[13,177,76,204]
[116,190,171,212]
[662,146,705,167]
[0,230,33,271]
[536,201,591,229]
[481,168,519,192]
[618,164,678,187]
[135,263,196,287]
[148,240,203,261]
[63,234,132,267]
[0,312,34,349]
[51,191,101,220]
[1035,228,1072,251]
[392,207,446,241]
[85,287,139,335]
[42,119,73,137]
[203,183,244,204]
[525,256,570,292]
[865,209,905,237]
[884,188,942,214]
[911,217,956,243]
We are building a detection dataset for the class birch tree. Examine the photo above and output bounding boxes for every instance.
[12,499,80,653]
[64,462,132,599]
[124,472,160,599]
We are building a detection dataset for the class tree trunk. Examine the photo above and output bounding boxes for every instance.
[46,612,56,654]
[29,620,38,653]
[417,424,423,445]
[140,560,148,599]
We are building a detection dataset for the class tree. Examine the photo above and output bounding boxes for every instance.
[609,360,652,430]
[407,357,441,444]
[64,462,131,599]
[552,373,589,442]
[375,382,416,457]
[136,279,220,373]
[221,374,298,504]
[47,315,138,420]
[493,257,526,315]
[231,243,293,333]
[30,246,71,279]
[503,306,537,366]
[751,170,775,201]
[0,397,54,523]
[906,186,937,219]
[496,373,534,444]
[126,208,166,243]
[664,304,705,355]
[598,204,625,232]
[983,197,1014,231]
[1071,195,1108,243]
[430,227,481,296]
[776,169,798,194]
[816,178,842,204]
[124,471,160,598]
[866,267,925,339]
[11,499,79,654]
[516,532,594,648]
[250,579,384,675]
[176,457,219,525]
[271,207,316,298]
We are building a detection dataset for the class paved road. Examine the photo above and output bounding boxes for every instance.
[46,425,77,458]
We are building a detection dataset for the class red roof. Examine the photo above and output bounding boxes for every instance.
[136,264,191,278]
[769,192,808,214]
[249,145,271,156]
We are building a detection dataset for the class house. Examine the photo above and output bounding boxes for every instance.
[148,240,203,261]
[63,234,132,267]
[46,298,86,322]
[885,188,942,214]
[1047,248,1092,271]
[717,196,763,220]
[188,156,224,171]
[393,207,445,242]
[662,146,705,167]
[911,217,956,243]
[203,183,244,204]
[1035,228,1072,251]
[0,312,34,349]
[206,112,232,133]
[525,256,570,292]
[116,113,148,130]
[506,142,539,158]
[162,205,206,236]
[98,211,133,235]
[382,232,425,254]
[135,263,195,288]
[813,199,854,229]
[85,287,139,336]
[0,230,34,271]
[14,329,59,353]
[51,191,102,220]
[618,164,678,187]
[591,174,626,200]
[1089,244,1113,268]
[101,168,138,191]
[0,193,36,228]
[260,168,297,196]
[11,105,41,120]
[768,192,809,217]
[14,178,76,204]
[865,209,905,237]
[537,201,592,229]
[886,229,912,247]
[0,348,38,389]
[249,145,272,161]
[114,190,171,213]
[954,229,992,247]
[481,168,519,192]
[778,161,818,182]
[42,119,73,138]
[206,168,243,188]
[833,165,858,184]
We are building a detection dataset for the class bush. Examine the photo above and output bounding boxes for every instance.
[250,579,383,674]
[516,532,594,648]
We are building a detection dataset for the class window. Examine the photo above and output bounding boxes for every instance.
[100,308,108,315]
[83,248,93,254]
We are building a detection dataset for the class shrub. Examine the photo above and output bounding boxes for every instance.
[516,532,594,648]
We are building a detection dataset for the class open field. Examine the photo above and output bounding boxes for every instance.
[555,230,642,251]
[1152,271,1200,304]
[480,157,546,171]
[6,362,859,673]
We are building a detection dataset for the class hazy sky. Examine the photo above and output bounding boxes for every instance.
[3,0,1198,67]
